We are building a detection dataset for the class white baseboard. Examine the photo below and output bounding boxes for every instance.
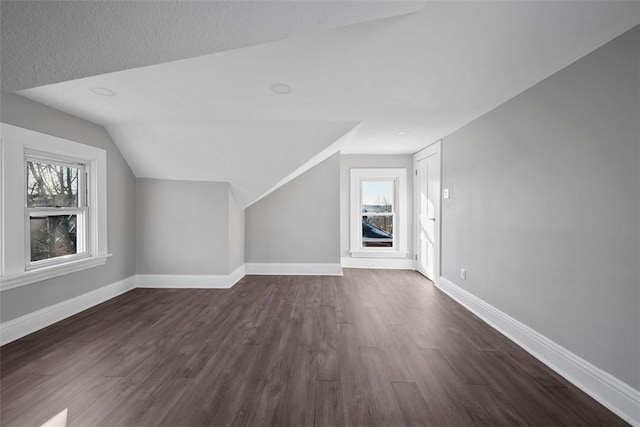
[228,264,246,286]
[341,257,415,270]
[0,266,249,345]
[245,263,343,276]
[437,276,640,426]
[136,264,246,289]
[0,275,136,345]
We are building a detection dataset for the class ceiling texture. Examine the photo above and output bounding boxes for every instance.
[3,1,639,207]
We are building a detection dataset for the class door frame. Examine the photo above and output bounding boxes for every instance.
[413,140,442,283]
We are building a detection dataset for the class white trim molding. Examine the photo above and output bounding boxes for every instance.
[349,168,408,258]
[0,266,248,345]
[136,265,246,289]
[0,254,111,291]
[245,263,343,276]
[436,276,640,426]
[350,251,409,259]
[0,275,135,345]
[341,257,415,270]
[1,123,109,289]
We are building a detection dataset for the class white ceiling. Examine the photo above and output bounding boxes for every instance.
[108,121,358,207]
[1,0,424,92]
[10,1,640,207]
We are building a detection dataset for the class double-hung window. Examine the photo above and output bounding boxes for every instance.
[361,180,395,248]
[350,168,408,258]
[1,123,109,290]
[25,153,89,267]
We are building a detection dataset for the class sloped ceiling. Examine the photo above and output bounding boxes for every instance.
[107,121,358,208]
[1,0,424,92]
[6,1,640,207]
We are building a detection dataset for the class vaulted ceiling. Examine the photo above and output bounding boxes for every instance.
[3,1,639,207]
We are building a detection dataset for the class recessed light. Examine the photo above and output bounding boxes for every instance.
[270,83,292,95]
[397,131,409,136]
[91,87,116,97]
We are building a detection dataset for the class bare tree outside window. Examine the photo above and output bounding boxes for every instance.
[30,215,77,261]
[27,161,78,207]
[27,160,82,262]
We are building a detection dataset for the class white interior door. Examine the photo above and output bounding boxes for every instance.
[414,141,441,281]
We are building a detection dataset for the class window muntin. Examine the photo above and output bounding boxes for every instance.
[361,180,394,248]
[25,155,89,267]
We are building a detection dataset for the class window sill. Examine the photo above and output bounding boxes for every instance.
[350,250,409,259]
[0,254,112,291]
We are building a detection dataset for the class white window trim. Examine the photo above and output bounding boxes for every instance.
[350,168,408,258]
[0,123,110,290]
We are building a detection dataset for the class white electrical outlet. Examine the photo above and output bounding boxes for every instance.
[443,188,450,199]
[460,268,466,280]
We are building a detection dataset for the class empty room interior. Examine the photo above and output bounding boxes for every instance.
[1,1,639,426]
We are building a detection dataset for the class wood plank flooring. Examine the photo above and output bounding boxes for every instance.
[1,269,627,426]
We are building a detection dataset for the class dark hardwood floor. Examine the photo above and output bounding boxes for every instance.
[1,269,627,426]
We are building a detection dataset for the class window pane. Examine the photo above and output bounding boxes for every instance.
[30,215,77,262]
[362,215,393,247]
[362,181,393,213]
[27,160,79,207]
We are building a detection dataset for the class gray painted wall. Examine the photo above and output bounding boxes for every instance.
[340,154,414,260]
[245,153,340,264]
[0,93,136,322]
[441,26,639,389]
[136,178,230,275]
[228,188,245,272]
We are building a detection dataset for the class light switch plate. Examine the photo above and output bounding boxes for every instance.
[443,188,450,199]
